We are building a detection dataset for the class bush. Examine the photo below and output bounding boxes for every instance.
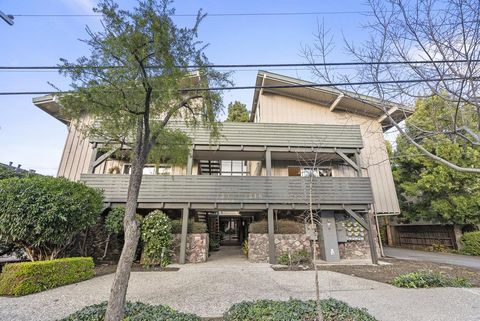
[59,301,201,321]
[249,220,305,234]
[141,210,172,267]
[209,238,220,251]
[223,298,377,321]
[171,219,207,234]
[392,270,472,288]
[460,231,480,256]
[278,250,311,266]
[0,176,103,261]
[0,257,94,296]
[105,207,142,235]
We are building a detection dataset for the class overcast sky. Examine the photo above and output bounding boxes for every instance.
[0,1,375,175]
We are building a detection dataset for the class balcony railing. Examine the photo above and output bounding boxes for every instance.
[81,174,373,209]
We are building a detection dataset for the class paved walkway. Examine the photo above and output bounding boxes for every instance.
[0,247,479,321]
[384,247,480,270]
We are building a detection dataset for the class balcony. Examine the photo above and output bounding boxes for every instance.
[80,174,373,210]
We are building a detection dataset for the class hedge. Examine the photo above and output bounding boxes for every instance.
[59,301,201,321]
[223,298,377,321]
[249,220,305,234]
[392,270,472,288]
[0,257,94,296]
[171,219,208,234]
[460,231,480,256]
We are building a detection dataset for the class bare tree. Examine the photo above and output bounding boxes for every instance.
[303,0,480,173]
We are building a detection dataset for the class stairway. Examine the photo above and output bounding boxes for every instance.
[198,160,221,175]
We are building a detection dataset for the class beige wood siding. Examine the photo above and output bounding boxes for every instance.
[258,92,400,214]
[57,124,93,181]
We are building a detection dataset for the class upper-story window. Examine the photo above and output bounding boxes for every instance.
[123,164,172,175]
[221,160,249,176]
[288,166,332,177]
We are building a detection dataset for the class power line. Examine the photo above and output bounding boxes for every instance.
[13,11,372,18]
[0,76,474,96]
[0,59,479,71]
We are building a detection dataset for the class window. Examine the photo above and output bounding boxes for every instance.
[123,164,172,175]
[220,160,249,176]
[289,166,332,177]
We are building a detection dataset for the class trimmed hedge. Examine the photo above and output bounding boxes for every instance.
[59,301,201,321]
[392,270,472,288]
[0,257,94,296]
[249,220,305,234]
[223,298,377,321]
[171,219,208,234]
[460,231,480,256]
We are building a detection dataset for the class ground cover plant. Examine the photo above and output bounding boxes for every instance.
[223,298,377,321]
[0,257,94,296]
[392,270,472,288]
[460,231,480,256]
[59,301,200,321]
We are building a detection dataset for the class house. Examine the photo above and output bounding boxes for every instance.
[33,71,411,264]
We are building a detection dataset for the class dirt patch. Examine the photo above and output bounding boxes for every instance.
[315,258,480,286]
[272,258,480,286]
[94,263,179,277]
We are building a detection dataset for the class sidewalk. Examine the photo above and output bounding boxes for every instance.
[384,247,480,270]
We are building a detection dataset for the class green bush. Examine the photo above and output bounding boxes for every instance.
[105,207,142,235]
[392,270,472,288]
[59,301,201,321]
[223,298,377,321]
[141,210,172,267]
[209,238,220,251]
[278,250,311,266]
[0,176,103,261]
[249,220,305,234]
[171,219,208,234]
[460,231,480,256]
[0,257,94,296]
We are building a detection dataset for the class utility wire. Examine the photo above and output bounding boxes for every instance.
[0,76,474,96]
[0,59,479,71]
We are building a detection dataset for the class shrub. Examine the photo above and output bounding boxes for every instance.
[278,249,311,266]
[242,240,249,257]
[223,298,377,321]
[59,301,201,321]
[105,207,143,235]
[141,210,172,267]
[0,257,94,296]
[209,238,220,252]
[249,220,305,234]
[460,231,480,256]
[0,176,103,261]
[392,270,472,288]
[171,219,207,234]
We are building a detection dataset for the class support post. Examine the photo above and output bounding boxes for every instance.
[366,212,379,264]
[87,145,99,174]
[267,207,275,264]
[354,151,363,177]
[186,147,193,175]
[266,148,272,176]
[179,207,189,264]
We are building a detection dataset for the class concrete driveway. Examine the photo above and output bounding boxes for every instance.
[384,247,480,270]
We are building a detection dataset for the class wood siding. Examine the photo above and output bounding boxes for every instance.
[257,92,400,214]
[57,124,93,181]
[81,174,373,206]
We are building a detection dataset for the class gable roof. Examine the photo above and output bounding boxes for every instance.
[250,70,413,131]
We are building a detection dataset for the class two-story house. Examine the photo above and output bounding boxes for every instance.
[33,71,410,265]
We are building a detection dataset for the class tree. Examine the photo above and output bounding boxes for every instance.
[226,101,249,122]
[58,1,229,320]
[303,0,480,173]
[392,95,480,225]
[0,176,103,261]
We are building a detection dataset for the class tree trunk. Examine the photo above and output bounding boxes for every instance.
[104,142,146,321]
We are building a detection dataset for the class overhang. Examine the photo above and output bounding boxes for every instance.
[250,71,413,131]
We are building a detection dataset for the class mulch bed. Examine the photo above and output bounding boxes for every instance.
[94,263,179,277]
[274,258,480,287]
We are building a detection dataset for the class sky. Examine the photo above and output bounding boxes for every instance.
[0,0,376,175]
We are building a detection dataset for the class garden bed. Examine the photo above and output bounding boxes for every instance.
[315,258,480,287]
